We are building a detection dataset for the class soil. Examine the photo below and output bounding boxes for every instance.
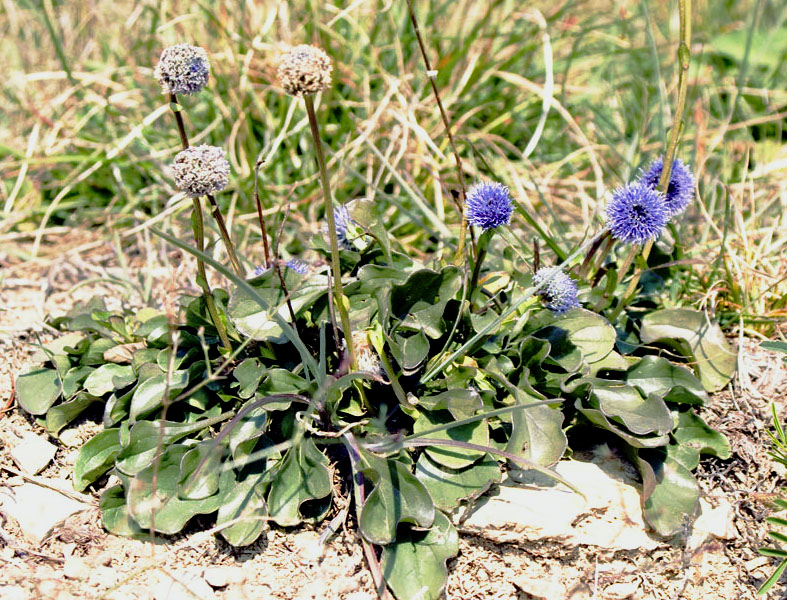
[1,229,786,600]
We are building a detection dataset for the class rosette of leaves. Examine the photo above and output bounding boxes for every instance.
[16,201,737,600]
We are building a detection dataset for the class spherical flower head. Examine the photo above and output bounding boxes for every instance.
[252,265,269,277]
[277,45,333,97]
[533,267,581,315]
[285,258,310,275]
[465,181,513,231]
[323,205,356,250]
[606,182,669,245]
[154,44,210,95]
[638,156,695,218]
[172,145,230,198]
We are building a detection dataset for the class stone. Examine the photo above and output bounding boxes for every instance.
[153,569,217,600]
[9,432,57,474]
[59,429,82,448]
[63,555,90,580]
[90,566,119,589]
[604,581,640,599]
[513,574,567,600]
[687,497,737,550]
[461,459,661,550]
[203,566,246,588]
[0,482,91,544]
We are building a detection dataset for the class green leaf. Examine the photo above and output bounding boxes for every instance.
[709,27,787,70]
[672,410,731,460]
[226,399,268,459]
[83,364,136,397]
[590,380,673,436]
[233,358,265,399]
[46,392,99,436]
[179,440,224,500]
[381,510,458,600]
[129,369,189,420]
[574,399,670,449]
[16,368,61,415]
[267,437,332,527]
[757,559,787,595]
[640,308,736,392]
[61,366,95,399]
[99,485,145,538]
[415,453,501,512]
[357,451,435,545]
[229,270,328,342]
[217,472,269,547]
[73,428,122,492]
[389,267,462,338]
[115,414,229,476]
[536,309,616,370]
[626,356,707,405]
[414,409,488,469]
[635,445,700,536]
[126,445,227,534]
[416,389,482,420]
[390,330,430,374]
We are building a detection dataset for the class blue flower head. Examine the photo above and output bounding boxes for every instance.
[285,258,310,275]
[638,156,695,218]
[534,267,581,315]
[323,205,356,250]
[606,182,669,245]
[465,181,513,231]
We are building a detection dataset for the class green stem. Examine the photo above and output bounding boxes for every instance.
[304,95,356,368]
[469,229,493,303]
[610,0,691,322]
[168,93,232,352]
[191,198,233,352]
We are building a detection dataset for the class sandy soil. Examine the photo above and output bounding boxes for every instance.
[1,229,785,600]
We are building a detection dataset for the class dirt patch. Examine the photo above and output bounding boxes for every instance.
[1,230,786,600]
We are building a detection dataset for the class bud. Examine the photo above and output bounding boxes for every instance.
[155,44,210,95]
[277,45,333,97]
[172,145,229,198]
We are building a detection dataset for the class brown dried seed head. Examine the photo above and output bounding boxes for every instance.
[172,145,229,198]
[277,45,333,97]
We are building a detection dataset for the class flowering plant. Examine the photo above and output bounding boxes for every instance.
[15,4,737,599]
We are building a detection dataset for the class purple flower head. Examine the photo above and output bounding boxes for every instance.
[154,44,210,95]
[606,182,669,245]
[534,267,581,315]
[252,265,269,277]
[465,181,513,231]
[323,204,356,250]
[285,258,310,275]
[638,156,695,218]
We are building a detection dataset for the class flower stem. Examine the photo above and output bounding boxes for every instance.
[168,93,232,352]
[170,93,242,278]
[304,94,356,368]
[610,0,691,322]
[468,229,493,305]
[404,0,472,265]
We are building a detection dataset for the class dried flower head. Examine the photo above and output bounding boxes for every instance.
[534,267,581,315]
[352,330,384,379]
[606,182,668,245]
[154,44,210,95]
[172,145,230,198]
[465,181,513,231]
[638,156,695,218]
[277,45,333,96]
[285,258,310,275]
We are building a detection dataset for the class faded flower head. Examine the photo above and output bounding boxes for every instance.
[172,145,229,198]
[606,182,668,245]
[638,156,695,218]
[352,330,384,379]
[465,181,513,231]
[277,45,333,97]
[285,258,310,275]
[155,44,210,95]
[534,267,581,315]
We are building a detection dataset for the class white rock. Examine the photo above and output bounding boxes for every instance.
[59,429,82,448]
[90,566,119,589]
[63,555,90,580]
[9,432,57,474]
[514,574,567,600]
[461,460,661,550]
[203,566,245,588]
[687,497,736,550]
[153,569,217,600]
[0,483,91,544]
[604,581,639,599]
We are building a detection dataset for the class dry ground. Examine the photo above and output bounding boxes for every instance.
[1,230,786,600]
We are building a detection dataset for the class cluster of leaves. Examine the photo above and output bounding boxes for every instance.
[16,199,736,600]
